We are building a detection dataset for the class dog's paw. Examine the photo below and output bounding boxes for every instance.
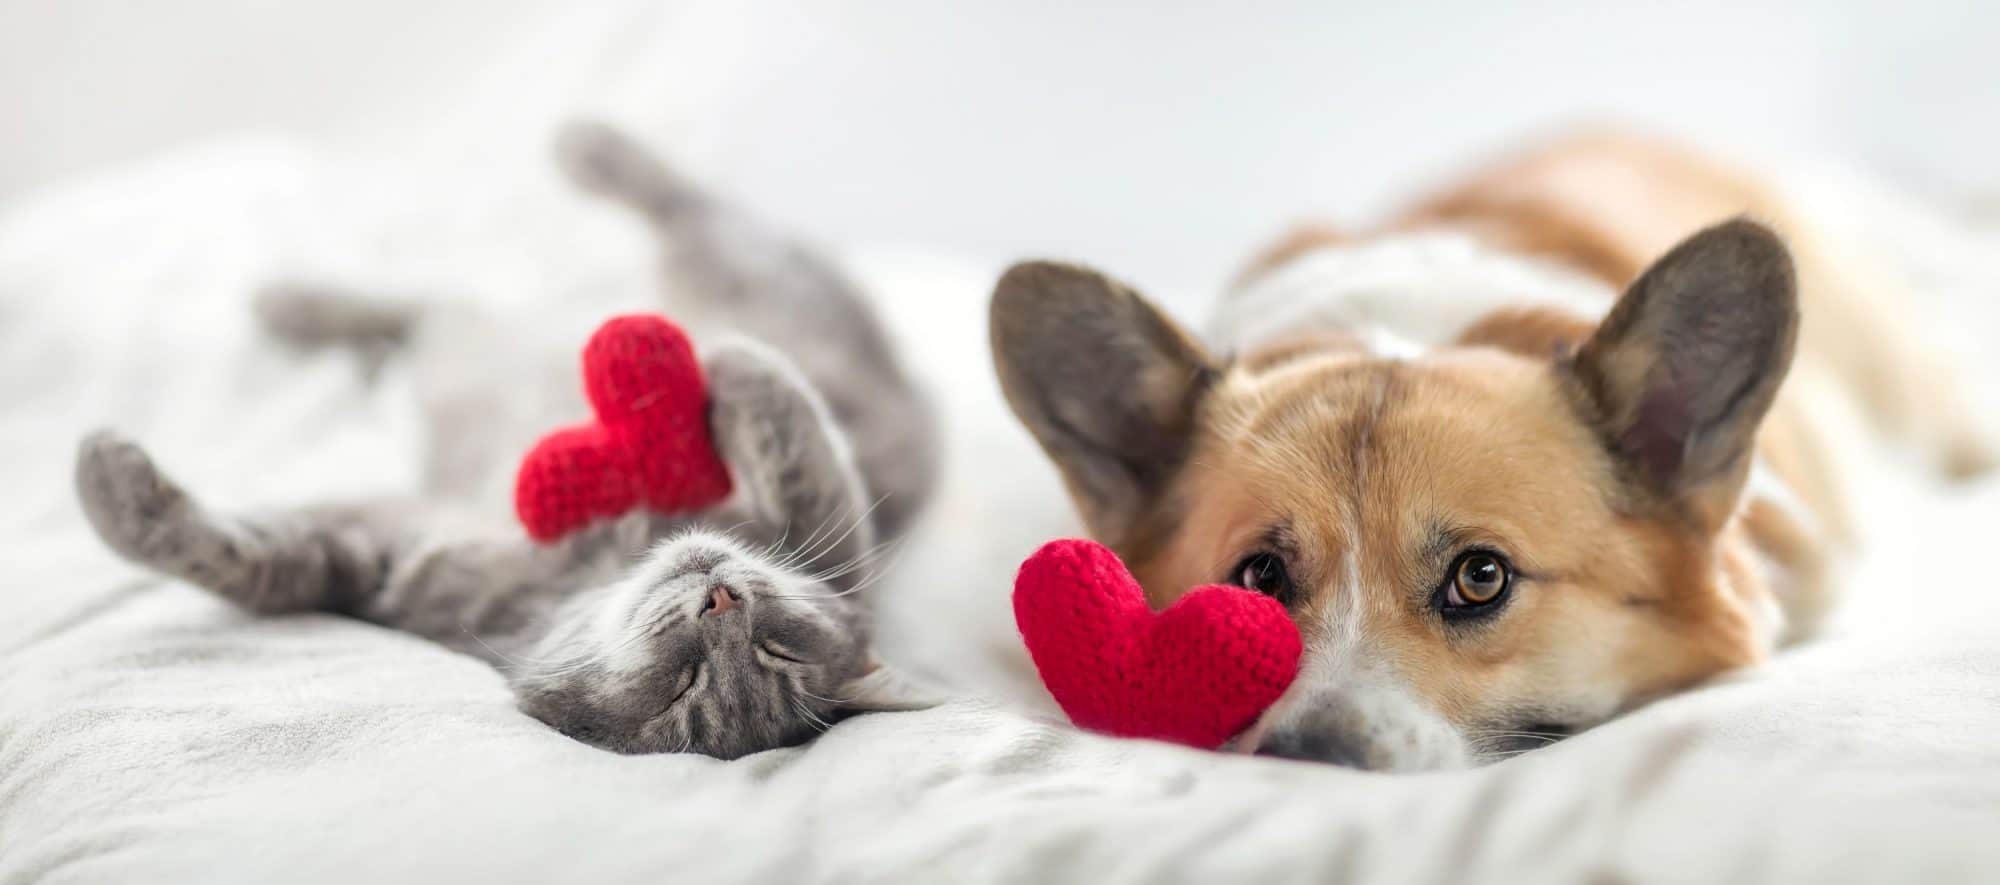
[74,431,202,565]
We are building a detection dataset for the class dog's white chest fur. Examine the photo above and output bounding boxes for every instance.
[1205,231,1614,356]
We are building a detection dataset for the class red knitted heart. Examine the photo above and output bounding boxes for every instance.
[1013,539,1302,748]
[514,314,732,542]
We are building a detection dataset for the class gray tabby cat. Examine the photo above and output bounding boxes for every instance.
[73,122,940,760]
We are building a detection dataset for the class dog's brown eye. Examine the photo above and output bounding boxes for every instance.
[1448,553,1510,607]
[1233,552,1295,605]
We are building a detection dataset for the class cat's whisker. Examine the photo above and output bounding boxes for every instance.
[777,502,851,571]
[791,696,832,733]
[461,625,595,678]
[803,535,903,584]
[463,627,534,670]
[776,508,846,572]
[832,540,912,592]
[795,685,855,705]
[817,544,910,600]
[787,671,853,732]
[766,547,903,599]
[757,519,794,562]
[789,494,887,572]
[803,541,886,582]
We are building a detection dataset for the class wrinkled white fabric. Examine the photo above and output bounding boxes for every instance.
[2,141,1998,885]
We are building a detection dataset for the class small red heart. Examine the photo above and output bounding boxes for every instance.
[1013,539,1302,748]
[514,314,733,542]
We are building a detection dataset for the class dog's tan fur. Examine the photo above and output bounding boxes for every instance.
[1261,130,1991,484]
[992,130,1991,769]
[1131,347,1767,718]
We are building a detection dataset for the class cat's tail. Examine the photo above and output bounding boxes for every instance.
[553,119,940,542]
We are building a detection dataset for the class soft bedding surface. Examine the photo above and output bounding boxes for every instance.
[3,142,2000,885]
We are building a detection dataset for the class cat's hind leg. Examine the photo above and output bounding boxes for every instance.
[253,281,420,378]
[252,283,523,499]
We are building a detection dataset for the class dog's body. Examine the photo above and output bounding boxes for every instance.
[993,131,1990,769]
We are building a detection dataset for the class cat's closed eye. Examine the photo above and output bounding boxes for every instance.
[656,662,700,717]
[755,640,811,667]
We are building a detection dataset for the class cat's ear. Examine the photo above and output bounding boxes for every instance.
[705,340,875,576]
[832,658,943,716]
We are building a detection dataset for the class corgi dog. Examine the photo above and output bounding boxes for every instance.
[989,131,1992,770]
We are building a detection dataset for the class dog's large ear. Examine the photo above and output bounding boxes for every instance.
[1568,218,1799,530]
[990,262,1221,546]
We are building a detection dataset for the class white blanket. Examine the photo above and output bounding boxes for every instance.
[3,141,2000,885]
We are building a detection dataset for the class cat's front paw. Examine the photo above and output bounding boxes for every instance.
[74,431,201,565]
[704,340,842,474]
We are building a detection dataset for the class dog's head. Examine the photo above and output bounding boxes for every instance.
[991,219,1797,769]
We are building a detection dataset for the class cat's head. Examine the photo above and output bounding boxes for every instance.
[511,340,935,758]
[511,532,930,758]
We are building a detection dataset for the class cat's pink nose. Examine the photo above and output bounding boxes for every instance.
[703,585,740,616]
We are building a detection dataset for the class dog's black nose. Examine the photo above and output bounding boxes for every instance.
[1255,727,1367,768]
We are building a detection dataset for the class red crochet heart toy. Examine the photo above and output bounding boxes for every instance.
[514,314,733,542]
[1013,539,1302,748]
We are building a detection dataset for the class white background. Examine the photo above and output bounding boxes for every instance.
[2,0,1996,292]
